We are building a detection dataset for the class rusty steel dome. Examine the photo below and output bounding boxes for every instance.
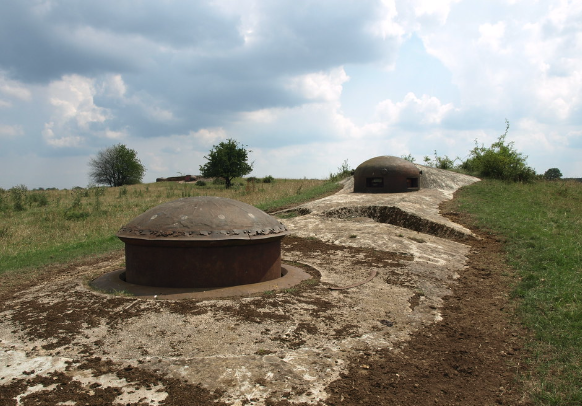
[354,156,421,193]
[117,197,288,288]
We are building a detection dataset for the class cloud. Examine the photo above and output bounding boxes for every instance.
[287,67,350,102]
[1,0,582,187]
[417,0,582,123]
[0,74,31,100]
[187,128,228,146]
[375,92,455,127]
[0,124,24,137]
[48,75,111,130]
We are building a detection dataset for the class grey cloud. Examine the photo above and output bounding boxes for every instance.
[0,0,242,83]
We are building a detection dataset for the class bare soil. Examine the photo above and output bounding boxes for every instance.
[323,206,532,406]
[0,171,533,405]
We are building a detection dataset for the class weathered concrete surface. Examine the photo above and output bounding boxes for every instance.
[0,167,480,405]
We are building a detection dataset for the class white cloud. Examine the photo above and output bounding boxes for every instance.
[0,124,24,138]
[103,128,128,139]
[47,74,111,130]
[287,67,349,102]
[42,121,83,147]
[478,22,508,53]
[99,74,127,99]
[408,0,462,25]
[187,127,227,146]
[367,0,405,39]
[375,92,455,125]
[0,75,32,101]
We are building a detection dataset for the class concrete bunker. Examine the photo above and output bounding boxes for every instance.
[115,196,288,289]
[354,156,421,193]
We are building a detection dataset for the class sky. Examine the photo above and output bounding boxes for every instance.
[1,0,581,189]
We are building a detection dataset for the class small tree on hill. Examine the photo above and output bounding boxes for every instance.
[89,144,146,187]
[199,139,253,188]
[544,168,562,180]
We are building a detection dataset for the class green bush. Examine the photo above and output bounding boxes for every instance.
[27,192,49,207]
[10,185,27,211]
[0,188,7,212]
[401,154,416,163]
[212,177,226,186]
[544,168,562,180]
[329,160,353,182]
[195,180,207,187]
[262,175,275,183]
[423,151,458,170]
[460,120,536,182]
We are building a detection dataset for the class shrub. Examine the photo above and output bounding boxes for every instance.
[544,168,563,181]
[423,151,458,170]
[27,192,49,207]
[329,159,353,182]
[262,175,275,183]
[10,185,27,211]
[195,180,207,187]
[212,177,226,186]
[460,120,536,182]
[401,154,416,163]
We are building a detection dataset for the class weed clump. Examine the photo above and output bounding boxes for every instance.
[329,160,354,182]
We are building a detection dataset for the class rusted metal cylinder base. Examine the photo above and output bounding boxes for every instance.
[123,237,283,288]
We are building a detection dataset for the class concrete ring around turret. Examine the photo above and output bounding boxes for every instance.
[88,263,311,300]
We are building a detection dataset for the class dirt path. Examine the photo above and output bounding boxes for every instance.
[0,170,532,405]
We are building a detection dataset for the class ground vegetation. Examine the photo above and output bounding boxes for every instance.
[454,179,582,404]
[0,178,339,277]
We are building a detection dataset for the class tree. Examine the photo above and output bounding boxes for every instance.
[544,168,562,180]
[199,139,253,188]
[89,144,146,187]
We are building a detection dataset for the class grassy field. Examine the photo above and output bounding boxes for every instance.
[0,178,340,276]
[453,179,582,405]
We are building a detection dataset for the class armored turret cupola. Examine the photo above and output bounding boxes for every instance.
[354,156,421,193]
[116,196,288,288]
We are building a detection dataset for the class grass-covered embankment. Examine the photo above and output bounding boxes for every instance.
[454,179,582,405]
[0,178,341,277]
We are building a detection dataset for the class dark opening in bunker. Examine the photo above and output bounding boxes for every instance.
[366,177,384,188]
[407,178,419,188]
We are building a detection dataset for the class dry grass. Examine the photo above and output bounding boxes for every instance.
[0,178,331,274]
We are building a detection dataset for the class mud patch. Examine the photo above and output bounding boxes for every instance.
[0,356,227,406]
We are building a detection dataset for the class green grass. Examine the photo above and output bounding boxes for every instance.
[255,181,340,212]
[454,179,582,405]
[0,178,340,277]
[0,235,123,275]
